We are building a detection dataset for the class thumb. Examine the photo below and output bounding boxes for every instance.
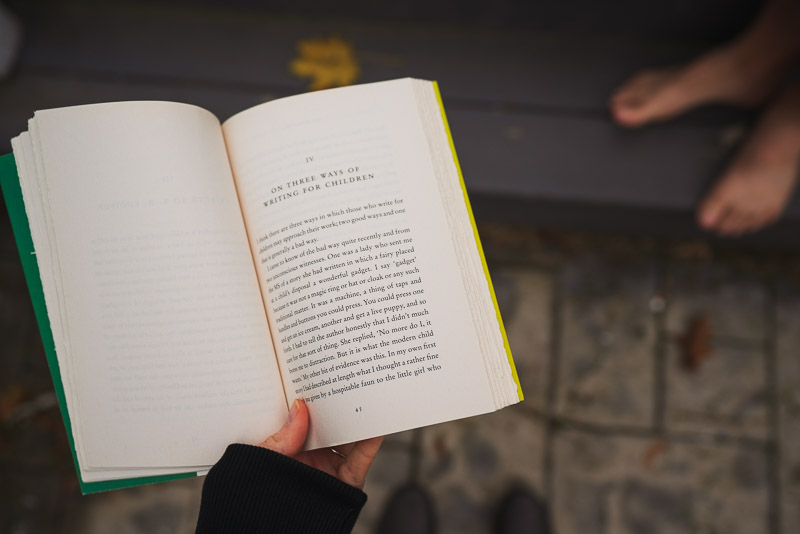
[258,399,308,457]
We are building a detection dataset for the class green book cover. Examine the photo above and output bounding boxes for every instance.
[0,153,197,494]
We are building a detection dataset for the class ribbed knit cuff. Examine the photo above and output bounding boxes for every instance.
[196,444,367,534]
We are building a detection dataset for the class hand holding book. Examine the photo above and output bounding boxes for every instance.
[258,399,383,490]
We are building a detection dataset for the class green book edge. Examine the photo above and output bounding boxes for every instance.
[0,153,197,494]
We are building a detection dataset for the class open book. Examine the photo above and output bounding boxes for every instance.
[1,78,522,493]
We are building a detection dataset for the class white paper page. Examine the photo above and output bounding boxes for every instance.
[224,79,496,449]
[80,465,206,483]
[13,131,89,470]
[15,131,227,479]
[32,102,286,468]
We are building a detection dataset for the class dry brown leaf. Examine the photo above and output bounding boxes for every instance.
[0,384,25,422]
[676,314,713,372]
[290,36,360,91]
[642,439,668,469]
[433,433,447,458]
[670,241,713,261]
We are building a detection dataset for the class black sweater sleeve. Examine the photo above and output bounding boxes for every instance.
[196,444,367,534]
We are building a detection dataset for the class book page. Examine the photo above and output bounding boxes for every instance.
[30,102,286,468]
[224,79,497,449]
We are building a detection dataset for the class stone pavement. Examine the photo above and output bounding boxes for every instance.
[1,223,798,534]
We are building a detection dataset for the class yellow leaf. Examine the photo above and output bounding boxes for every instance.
[290,36,360,91]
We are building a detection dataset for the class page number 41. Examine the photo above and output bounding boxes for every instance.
[355,407,362,413]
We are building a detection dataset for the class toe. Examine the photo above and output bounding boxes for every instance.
[745,209,781,234]
[612,95,658,128]
[736,212,762,234]
[610,72,649,102]
[697,193,728,230]
[610,72,659,127]
[612,69,693,127]
[611,102,644,127]
[716,210,749,236]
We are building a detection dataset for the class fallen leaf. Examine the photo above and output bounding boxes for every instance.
[676,314,713,371]
[433,433,447,458]
[642,439,668,469]
[0,385,25,422]
[670,241,713,261]
[290,36,360,91]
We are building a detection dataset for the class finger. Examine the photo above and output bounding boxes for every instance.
[258,399,308,457]
[338,436,385,489]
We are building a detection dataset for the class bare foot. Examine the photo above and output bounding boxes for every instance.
[610,0,800,128]
[698,84,800,236]
[610,44,784,128]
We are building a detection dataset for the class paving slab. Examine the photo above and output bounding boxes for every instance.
[382,428,415,448]
[493,267,553,411]
[776,285,800,534]
[0,468,77,534]
[64,477,204,534]
[353,446,414,534]
[552,429,770,534]
[664,342,769,440]
[418,409,546,534]
[665,260,768,343]
[555,255,657,428]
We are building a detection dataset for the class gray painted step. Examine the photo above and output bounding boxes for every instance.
[2,3,797,246]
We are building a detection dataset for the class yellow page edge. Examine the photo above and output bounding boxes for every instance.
[432,81,523,401]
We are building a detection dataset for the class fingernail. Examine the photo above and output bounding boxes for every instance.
[288,399,299,423]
